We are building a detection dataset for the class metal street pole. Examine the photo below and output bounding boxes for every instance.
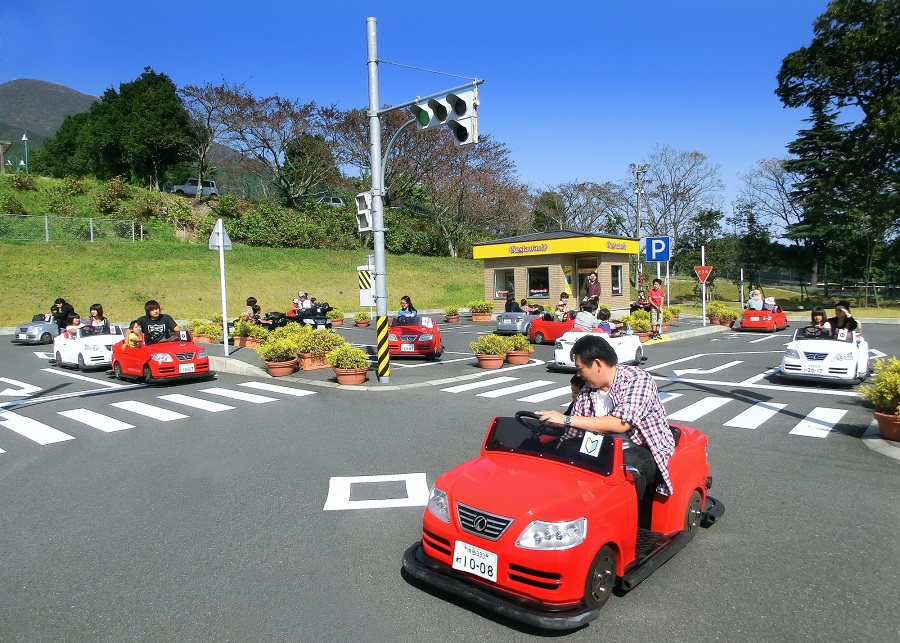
[366,17,390,383]
[21,132,29,174]
[629,163,650,284]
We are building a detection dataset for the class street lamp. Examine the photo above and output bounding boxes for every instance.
[18,159,25,172]
[21,132,28,174]
[629,163,650,281]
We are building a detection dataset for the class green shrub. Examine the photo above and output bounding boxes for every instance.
[10,173,36,192]
[860,357,900,415]
[467,300,493,314]
[326,308,343,320]
[230,320,268,339]
[470,334,508,356]
[296,327,345,355]
[354,311,370,322]
[255,337,298,363]
[445,306,459,316]
[326,344,370,369]
[0,191,25,214]
[505,334,534,353]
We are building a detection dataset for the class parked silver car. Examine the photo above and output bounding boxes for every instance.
[171,178,219,197]
[12,314,60,345]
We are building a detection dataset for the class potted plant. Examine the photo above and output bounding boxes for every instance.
[705,301,726,325]
[255,337,298,376]
[354,311,371,327]
[467,300,494,322]
[186,320,223,344]
[666,306,681,322]
[504,333,535,365]
[661,307,675,331]
[326,344,371,385]
[626,310,652,342]
[469,334,508,369]
[230,320,268,348]
[445,306,460,323]
[296,327,346,370]
[326,308,344,327]
[860,357,900,441]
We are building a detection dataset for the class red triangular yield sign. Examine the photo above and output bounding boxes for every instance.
[694,265,713,283]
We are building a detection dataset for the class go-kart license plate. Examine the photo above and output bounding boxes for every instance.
[750,316,760,321]
[400,344,415,352]
[804,366,822,374]
[17,333,27,339]
[179,363,195,374]
[500,318,511,324]
[452,540,497,583]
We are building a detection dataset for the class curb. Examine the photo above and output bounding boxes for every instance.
[861,419,900,462]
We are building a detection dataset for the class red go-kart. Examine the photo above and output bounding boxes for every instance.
[736,307,788,332]
[388,316,444,359]
[111,330,214,383]
[403,411,724,631]
[528,313,576,344]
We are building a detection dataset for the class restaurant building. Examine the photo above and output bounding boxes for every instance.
[471,230,639,312]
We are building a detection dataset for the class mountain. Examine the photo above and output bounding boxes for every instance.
[0,79,97,135]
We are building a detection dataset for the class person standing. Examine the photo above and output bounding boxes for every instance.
[583,272,601,305]
[648,278,665,339]
[537,335,675,499]
[50,298,75,330]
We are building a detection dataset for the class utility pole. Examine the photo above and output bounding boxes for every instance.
[629,163,650,282]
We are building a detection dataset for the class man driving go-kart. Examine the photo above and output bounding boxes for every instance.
[137,300,181,344]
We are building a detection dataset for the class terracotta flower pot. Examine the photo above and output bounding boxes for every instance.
[874,411,900,442]
[660,324,669,333]
[355,321,370,328]
[707,316,721,325]
[193,334,211,344]
[445,315,460,323]
[233,336,262,348]
[475,354,505,369]
[505,350,532,365]
[329,318,343,327]
[637,332,651,343]
[264,358,298,377]
[471,313,492,322]
[299,353,329,371]
[671,315,679,321]
[333,367,368,385]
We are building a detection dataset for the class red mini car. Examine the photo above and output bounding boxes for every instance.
[528,314,575,344]
[736,307,788,332]
[110,330,214,383]
[388,316,444,359]
[403,412,724,631]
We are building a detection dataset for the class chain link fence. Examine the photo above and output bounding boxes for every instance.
[0,214,141,242]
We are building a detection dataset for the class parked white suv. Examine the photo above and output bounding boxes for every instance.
[316,196,344,208]
[171,178,219,197]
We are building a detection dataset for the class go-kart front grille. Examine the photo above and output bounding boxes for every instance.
[399,334,418,341]
[803,352,828,361]
[456,503,513,541]
[174,352,195,361]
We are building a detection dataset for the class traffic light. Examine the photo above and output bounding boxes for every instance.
[409,89,478,147]
[355,192,372,232]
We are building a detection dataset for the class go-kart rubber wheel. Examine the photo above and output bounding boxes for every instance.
[55,351,63,367]
[584,545,616,609]
[41,332,52,344]
[143,364,152,383]
[534,331,545,344]
[634,347,643,365]
[77,354,86,370]
[685,490,702,534]
[113,361,123,380]
[771,322,777,332]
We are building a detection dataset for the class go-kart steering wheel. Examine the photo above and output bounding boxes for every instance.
[515,410,565,438]
[803,324,823,338]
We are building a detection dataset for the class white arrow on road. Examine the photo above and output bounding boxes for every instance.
[673,360,743,377]
[0,377,42,397]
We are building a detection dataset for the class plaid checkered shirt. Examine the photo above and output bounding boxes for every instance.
[563,364,675,495]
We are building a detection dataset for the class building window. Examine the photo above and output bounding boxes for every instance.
[610,264,624,296]
[493,269,515,299]
[526,267,550,298]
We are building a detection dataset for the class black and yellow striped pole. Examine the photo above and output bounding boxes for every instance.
[375,314,390,380]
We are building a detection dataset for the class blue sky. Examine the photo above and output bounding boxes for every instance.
[1,1,828,205]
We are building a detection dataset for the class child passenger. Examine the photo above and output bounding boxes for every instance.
[126,320,143,348]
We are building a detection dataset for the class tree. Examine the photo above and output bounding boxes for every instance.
[531,181,628,234]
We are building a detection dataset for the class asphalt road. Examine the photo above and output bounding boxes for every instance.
[1,320,898,642]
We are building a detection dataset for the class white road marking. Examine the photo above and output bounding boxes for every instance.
[0,411,76,444]
[667,397,732,422]
[41,368,124,388]
[323,473,429,510]
[645,351,782,372]
[239,382,317,397]
[672,361,743,376]
[58,409,135,432]
[0,377,42,397]
[788,407,847,438]
[157,394,235,412]
[33,351,54,359]
[519,385,573,403]
[724,402,788,429]
[738,368,778,385]
[870,348,886,358]
[477,380,557,399]
[110,401,188,421]
[199,387,277,404]
[747,335,782,344]
[441,377,518,393]
[651,375,859,397]
[658,392,683,403]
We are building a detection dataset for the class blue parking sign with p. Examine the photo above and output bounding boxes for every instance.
[646,236,671,262]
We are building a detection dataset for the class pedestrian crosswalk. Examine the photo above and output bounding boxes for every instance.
[440,375,854,439]
[0,382,317,453]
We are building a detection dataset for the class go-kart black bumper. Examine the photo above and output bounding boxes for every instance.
[402,542,599,631]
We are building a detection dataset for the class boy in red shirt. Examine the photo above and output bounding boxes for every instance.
[648,278,665,339]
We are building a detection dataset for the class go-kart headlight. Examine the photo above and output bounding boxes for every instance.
[426,487,450,523]
[150,353,174,363]
[554,340,563,349]
[197,350,208,358]
[28,325,41,333]
[516,518,587,550]
[833,351,854,361]
[784,348,801,359]
[388,333,398,341]
[419,334,434,341]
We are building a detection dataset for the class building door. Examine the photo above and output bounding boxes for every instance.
[575,258,598,303]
